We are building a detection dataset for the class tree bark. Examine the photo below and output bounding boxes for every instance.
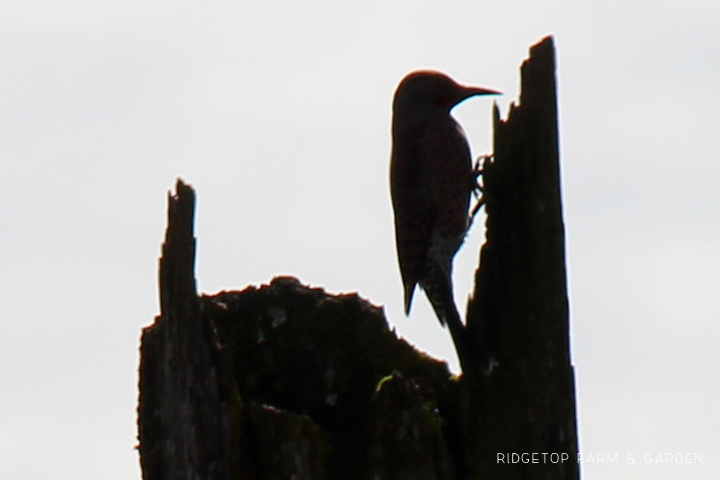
[464,35,579,479]
[138,180,241,480]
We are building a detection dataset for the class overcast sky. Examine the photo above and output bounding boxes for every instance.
[1,1,718,478]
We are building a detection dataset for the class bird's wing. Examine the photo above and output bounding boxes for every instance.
[416,123,473,239]
[390,133,434,314]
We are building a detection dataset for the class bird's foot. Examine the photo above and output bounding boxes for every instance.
[472,154,493,178]
[467,155,496,229]
[470,195,485,218]
[471,153,493,196]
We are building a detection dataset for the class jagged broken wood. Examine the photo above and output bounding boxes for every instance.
[137,181,241,480]
[137,35,578,480]
[138,181,459,480]
[464,36,579,479]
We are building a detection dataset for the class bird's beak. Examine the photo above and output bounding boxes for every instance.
[452,86,501,107]
[463,86,502,98]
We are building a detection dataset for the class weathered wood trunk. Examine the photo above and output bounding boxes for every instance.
[138,181,241,480]
[139,182,456,480]
[137,36,578,480]
[464,36,579,479]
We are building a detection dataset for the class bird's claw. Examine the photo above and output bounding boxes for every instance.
[470,195,485,219]
[473,154,493,177]
[471,153,493,198]
[468,154,494,226]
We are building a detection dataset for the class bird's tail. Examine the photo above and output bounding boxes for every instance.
[420,264,473,373]
[403,284,416,316]
[419,261,456,327]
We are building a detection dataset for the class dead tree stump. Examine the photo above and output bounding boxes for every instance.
[137,36,579,480]
[464,35,579,479]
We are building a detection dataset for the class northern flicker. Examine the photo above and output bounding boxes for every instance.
[390,70,499,364]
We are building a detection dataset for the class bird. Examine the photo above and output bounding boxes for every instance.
[389,70,499,368]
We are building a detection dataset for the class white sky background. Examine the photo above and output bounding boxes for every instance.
[1,1,718,478]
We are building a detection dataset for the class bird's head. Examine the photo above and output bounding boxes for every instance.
[393,70,500,115]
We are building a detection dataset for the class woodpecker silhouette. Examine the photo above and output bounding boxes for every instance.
[390,70,499,370]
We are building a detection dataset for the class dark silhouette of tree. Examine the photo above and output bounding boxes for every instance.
[137,36,579,480]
